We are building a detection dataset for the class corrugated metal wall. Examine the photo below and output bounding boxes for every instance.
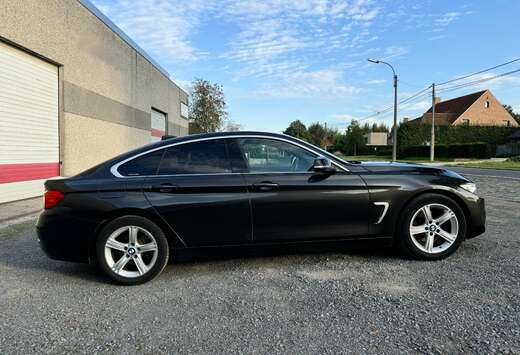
[0,41,59,203]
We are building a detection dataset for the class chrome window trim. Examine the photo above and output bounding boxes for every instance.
[110,135,350,178]
[374,202,390,224]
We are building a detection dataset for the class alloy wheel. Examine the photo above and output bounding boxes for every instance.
[409,203,459,254]
[104,225,158,278]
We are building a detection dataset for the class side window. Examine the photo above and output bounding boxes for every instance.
[158,139,231,175]
[237,138,316,173]
[118,150,165,176]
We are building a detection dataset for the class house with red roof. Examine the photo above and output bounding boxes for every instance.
[411,90,518,127]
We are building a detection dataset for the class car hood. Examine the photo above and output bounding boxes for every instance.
[355,161,446,175]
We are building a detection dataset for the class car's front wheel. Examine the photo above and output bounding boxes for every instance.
[96,216,169,285]
[398,194,467,260]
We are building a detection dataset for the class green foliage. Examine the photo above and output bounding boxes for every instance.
[284,121,336,149]
[308,123,328,147]
[329,120,389,155]
[509,155,520,162]
[402,142,492,159]
[283,120,389,153]
[284,120,309,140]
[189,78,228,133]
[189,121,203,134]
[503,104,520,124]
[397,123,518,155]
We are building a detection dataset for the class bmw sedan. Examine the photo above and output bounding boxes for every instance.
[37,131,485,285]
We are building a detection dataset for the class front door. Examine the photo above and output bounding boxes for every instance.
[229,137,369,242]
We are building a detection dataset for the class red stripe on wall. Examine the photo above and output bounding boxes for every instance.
[0,162,60,184]
[151,128,166,138]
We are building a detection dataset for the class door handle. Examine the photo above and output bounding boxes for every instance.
[149,183,178,193]
[252,182,279,191]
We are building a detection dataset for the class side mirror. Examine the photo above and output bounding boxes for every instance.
[312,157,336,174]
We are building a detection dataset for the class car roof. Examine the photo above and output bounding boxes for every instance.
[73,131,356,179]
[84,131,290,174]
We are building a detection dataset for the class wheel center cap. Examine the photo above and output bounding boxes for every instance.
[429,225,437,232]
[127,247,136,255]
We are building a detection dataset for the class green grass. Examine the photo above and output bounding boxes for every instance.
[455,161,520,171]
[341,155,453,163]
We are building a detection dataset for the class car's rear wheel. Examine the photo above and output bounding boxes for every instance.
[96,216,169,285]
[398,194,467,260]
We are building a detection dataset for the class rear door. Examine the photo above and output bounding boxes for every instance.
[229,137,369,242]
[137,138,251,246]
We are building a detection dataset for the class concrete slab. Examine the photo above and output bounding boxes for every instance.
[0,197,42,223]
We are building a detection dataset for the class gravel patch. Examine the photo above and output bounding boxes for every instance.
[0,176,519,354]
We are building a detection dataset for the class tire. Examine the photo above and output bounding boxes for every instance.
[397,193,467,260]
[96,215,169,285]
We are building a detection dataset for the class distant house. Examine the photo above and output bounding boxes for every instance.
[364,132,389,146]
[411,90,518,127]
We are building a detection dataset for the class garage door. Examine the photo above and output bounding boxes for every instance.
[151,108,166,142]
[0,41,59,204]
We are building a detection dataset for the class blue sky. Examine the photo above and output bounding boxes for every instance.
[91,0,520,132]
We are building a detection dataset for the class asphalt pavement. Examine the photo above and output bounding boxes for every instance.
[0,174,519,354]
[442,166,520,180]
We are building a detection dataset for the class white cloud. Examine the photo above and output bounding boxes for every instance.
[221,0,381,76]
[92,0,212,61]
[366,79,386,85]
[331,113,358,121]
[403,100,430,111]
[435,12,460,27]
[428,35,447,41]
[251,69,361,99]
[383,46,409,60]
[438,72,520,95]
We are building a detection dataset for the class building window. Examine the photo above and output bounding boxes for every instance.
[181,102,189,119]
[485,101,490,108]
[503,120,511,127]
[462,119,470,126]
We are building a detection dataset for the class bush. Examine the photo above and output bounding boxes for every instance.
[397,124,518,155]
[509,156,520,162]
[402,142,492,159]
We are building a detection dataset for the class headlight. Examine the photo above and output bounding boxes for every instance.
[460,182,477,194]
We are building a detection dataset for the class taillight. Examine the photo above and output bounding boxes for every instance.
[44,190,64,209]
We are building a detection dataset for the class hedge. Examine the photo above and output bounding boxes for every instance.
[402,142,492,159]
[397,124,518,155]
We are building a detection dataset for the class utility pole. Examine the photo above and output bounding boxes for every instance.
[430,83,436,161]
[392,73,398,162]
[367,59,398,161]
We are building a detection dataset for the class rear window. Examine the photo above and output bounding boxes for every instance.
[118,150,165,176]
[158,139,231,175]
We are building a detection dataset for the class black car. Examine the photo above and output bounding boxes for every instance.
[37,131,485,285]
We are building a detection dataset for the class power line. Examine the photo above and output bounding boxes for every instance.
[364,67,520,121]
[436,68,520,94]
[355,57,520,123]
[358,86,432,122]
[436,57,520,86]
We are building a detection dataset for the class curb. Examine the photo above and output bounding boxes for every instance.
[0,213,39,229]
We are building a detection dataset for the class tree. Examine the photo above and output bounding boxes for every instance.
[308,122,327,147]
[503,104,520,124]
[344,120,366,155]
[224,120,242,132]
[189,121,203,134]
[189,78,228,133]
[284,120,309,140]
